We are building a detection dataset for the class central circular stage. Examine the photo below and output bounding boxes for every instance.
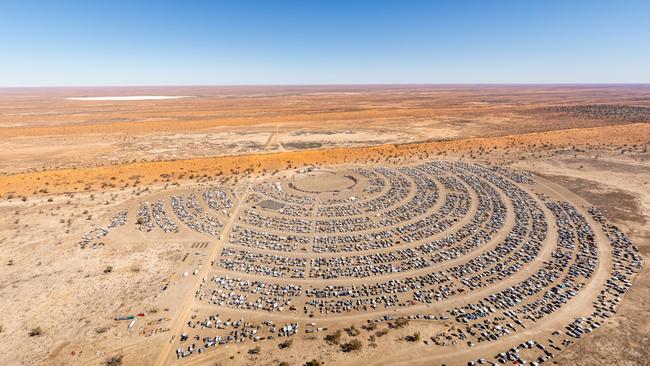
[292,170,356,193]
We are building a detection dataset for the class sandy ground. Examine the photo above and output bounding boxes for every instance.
[1,85,648,174]
[0,86,648,366]
[0,122,647,199]
[66,96,191,101]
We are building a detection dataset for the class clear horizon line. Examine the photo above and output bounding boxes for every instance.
[1,82,650,89]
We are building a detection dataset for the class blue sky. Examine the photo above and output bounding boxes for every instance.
[1,0,649,86]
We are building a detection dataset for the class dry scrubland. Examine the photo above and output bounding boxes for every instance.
[1,84,649,175]
[0,85,648,366]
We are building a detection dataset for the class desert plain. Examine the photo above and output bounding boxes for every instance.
[0,85,648,366]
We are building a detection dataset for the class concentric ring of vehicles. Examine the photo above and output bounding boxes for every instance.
[83,161,642,366]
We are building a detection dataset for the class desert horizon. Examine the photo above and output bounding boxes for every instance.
[2,1,649,366]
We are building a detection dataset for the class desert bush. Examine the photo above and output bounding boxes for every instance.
[278,339,293,349]
[363,322,377,331]
[305,359,322,366]
[345,325,360,336]
[324,329,342,345]
[28,327,43,336]
[248,346,261,355]
[405,332,420,342]
[390,318,409,329]
[104,266,113,273]
[340,339,363,352]
[104,355,123,366]
[375,329,389,337]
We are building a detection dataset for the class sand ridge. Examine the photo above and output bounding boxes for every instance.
[1,122,647,198]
